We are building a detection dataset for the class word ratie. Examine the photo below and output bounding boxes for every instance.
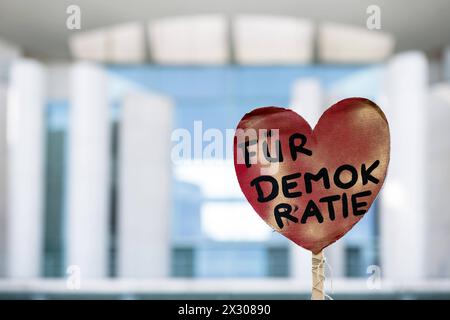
[238,132,380,229]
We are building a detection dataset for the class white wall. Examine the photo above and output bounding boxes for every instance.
[426,84,450,278]
[290,78,323,127]
[0,38,21,82]
[381,51,428,281]
[0,86,7,277]
[443,46,450,82]
[233,15,314,64]
[318,22,394,63]
[149,15,229,65]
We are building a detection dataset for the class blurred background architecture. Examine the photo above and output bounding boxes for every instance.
[0,0,450,299]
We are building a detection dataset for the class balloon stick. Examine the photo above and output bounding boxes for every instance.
[311,250,325,300]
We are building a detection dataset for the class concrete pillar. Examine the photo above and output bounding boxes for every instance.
[0,86,7,277]
[6,59,46,278]
[66,62,110,278]
[118,92,173,278]
[381,51,428,280]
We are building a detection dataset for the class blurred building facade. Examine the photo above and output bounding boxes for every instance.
[0,14,450,298]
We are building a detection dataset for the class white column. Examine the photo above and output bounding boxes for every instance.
[0,86,7,277]
[6,59,46,278]
[290,78,323,128]
[289,245,311,283]
[118,92,173,278]
[381,51,428,280]
[66,62,110,278]
[426,84,450,278]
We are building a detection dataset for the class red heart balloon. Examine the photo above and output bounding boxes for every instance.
[233,98,390,254]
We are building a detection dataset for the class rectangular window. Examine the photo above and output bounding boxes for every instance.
[172,247,195,278]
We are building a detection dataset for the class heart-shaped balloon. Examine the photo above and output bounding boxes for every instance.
[234,98,390,254]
